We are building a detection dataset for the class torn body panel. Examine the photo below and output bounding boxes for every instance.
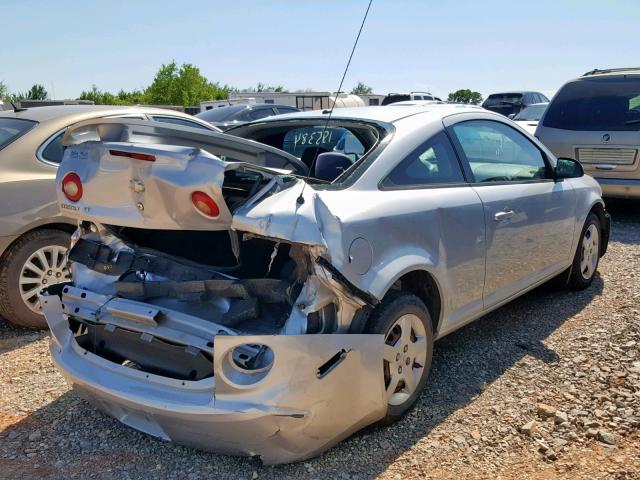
[39,288,386,464]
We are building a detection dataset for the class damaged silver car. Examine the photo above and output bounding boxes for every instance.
[39,105,610,464]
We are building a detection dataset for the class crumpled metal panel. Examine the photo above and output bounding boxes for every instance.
[39,290,387,464]
[211,334,387,463]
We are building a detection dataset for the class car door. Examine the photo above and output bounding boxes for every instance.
[446,117,576,309]
[380,131,486,333]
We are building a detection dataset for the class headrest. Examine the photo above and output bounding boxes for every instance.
[313,152,353,182]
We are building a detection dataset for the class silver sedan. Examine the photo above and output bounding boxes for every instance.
[39,105,609,463]
[0,105,219,328]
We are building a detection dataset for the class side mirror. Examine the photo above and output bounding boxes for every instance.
[508,113,516,119]
[555,158,584,180]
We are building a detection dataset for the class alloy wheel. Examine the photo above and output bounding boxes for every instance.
[382,313,428,406]
[18,245,71,313]
[580,224,599,281]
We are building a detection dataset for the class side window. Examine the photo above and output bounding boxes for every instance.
[149,116,211,130]
[40,131,66,164]
[248,108,276,120]
[383,131,465,187]
[451,120,549,183]
[275,106,298,114]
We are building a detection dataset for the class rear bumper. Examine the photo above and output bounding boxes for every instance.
[39,291,386,464]
[596,177,640,199]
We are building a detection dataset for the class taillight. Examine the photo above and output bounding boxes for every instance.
[109,149,156,162]
[191,191,220,218]
[61,172,83,202]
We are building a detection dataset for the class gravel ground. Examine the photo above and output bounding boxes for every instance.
[1,200,638,480]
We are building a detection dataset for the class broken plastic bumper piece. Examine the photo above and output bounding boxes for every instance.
[39,289,386,464]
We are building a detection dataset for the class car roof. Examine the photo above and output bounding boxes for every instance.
[207,103,296,110]
[0,105,196,123]
[486,91,541,96]
[256,104,484,125]
[391,100,447,106]
[582,67,640,77]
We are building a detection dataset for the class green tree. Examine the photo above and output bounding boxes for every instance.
[145,61,229,107]
[24,84,48,100]
[0,81,9,101]
[350,81,373,95]
[243,83,286,93]
[78,85,147,105]
[447,89,483,105]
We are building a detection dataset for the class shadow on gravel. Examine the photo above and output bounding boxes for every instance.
[0,317,45,355]
[606,199,640,245]
[0,276,605,480]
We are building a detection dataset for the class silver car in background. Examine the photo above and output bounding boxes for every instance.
[39,105,609,463]
[0,105,219,328]
[512,102,548,134]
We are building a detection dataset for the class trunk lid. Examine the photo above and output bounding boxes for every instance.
[56,119,302,230]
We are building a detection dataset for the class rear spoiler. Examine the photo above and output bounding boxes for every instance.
[62,118,308,176]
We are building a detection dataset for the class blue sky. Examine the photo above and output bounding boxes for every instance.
[1,0,638,100]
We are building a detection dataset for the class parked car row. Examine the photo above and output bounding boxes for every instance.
[483,68,640,199]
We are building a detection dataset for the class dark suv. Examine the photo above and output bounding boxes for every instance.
[482,91,549,117]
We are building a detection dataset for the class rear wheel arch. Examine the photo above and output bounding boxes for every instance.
[589,201,609,256]
[383,269,442,336]
[1,223,76,258]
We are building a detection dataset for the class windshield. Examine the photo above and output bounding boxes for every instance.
[196,105,248,122]
[0,118,36,151]
[514,104,547,121]
[484,93,523,106]
[542,77,640,131]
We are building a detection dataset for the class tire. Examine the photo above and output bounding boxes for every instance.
[366,291,434,423]
[0,229,72,329]
[567,213,601,290]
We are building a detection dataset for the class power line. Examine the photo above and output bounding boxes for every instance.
[298,0,373,204]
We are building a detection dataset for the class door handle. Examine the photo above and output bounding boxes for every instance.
[494,210,515,222]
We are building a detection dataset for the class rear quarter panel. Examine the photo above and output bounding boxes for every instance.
[0,130,76,249]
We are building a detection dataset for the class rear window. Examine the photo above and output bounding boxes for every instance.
[282,126,365,163]
[196,105,248,122]
[382,94,410,105]
[483,93,523,106]
[514,104,547,121]
[0,118,36,151]
[543,77,640,131]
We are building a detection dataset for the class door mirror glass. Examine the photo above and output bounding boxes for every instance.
[555,158,584,179]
